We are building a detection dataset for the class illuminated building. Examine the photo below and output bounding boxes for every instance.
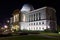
[10,9,20,31]
[20,4,57,31]
[10,4,57,32]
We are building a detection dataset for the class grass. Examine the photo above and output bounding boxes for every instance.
[0,35,59,40]
[40,32,60,36]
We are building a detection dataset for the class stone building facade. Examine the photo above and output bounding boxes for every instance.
[10,4,57,32]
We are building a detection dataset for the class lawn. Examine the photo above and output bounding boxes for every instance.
[0,35,59,40]
[40,32,60,36]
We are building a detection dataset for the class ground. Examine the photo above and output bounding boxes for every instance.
[0,33,59,40]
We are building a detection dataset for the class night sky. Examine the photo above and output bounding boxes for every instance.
[0,0,59,25]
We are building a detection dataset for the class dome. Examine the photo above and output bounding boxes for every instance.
[21,4,34,13]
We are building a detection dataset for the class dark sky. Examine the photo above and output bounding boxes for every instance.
[0,0,59,25]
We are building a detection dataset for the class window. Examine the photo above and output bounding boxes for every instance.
[34,27,35,30]
[29,28,30,30]
[46,27,48,29]
[39,13,41,20]
[42,22,44,24]
[36,13,38,21]
[36,27,38,30]
[39,27,41,29]
[36,22,38,25]
[31,23,33,25]
[29,23,30,25]
[39,22,41,25]
[42,27,44,30]
[34,14,35,21]
[35,13,36,21]
[29,15,30,22]
[31,15,33,21]
[34,23,35,25]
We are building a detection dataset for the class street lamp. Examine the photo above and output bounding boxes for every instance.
[4,25,8,28]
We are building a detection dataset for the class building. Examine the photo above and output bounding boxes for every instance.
[10,9,20,31]
[10,4,57,32]
[20,4,57,31]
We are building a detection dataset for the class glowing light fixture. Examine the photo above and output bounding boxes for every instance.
[4,25,8,28]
